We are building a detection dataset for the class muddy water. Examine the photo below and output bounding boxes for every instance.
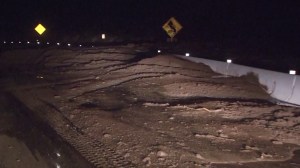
[0,93,94,168]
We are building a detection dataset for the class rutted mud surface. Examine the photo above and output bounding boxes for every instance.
[0,45,299,167]
[0,93,94,168]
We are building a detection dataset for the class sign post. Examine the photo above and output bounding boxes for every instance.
[35,23,46,35]
[162,17,183,42]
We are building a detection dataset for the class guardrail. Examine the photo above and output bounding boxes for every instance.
[180,56,299,106]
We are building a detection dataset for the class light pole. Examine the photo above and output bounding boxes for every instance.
[226,59,232,76]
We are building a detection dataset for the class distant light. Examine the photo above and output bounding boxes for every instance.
[67,43,71,47]
[56,163,61,168]
[227,59,232,63]
[27,41,30,44]
[46,42,50,45]
[3,41,6,44]
[18,41,21,44]
[92,46,94,48]
[57,42,60,46]
[37,41,40,45]
[36,39,39,42]
[101,34,106,39]
[11,41,14,44]
[289,70,296,75]
[157,50,161,53]
[35,24,46,35]
[56,152,61,157]
[185,53,190,57]
[79,44,82,47]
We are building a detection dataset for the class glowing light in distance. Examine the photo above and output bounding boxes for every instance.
[57,43,60,46]
[37,41,40,45]
[227,59,232,63]
[101,34,106,39]
[289,70,296,75]
[79,44,82,47]
[185,53,190,57]
[27,41,30,44]
[19,41,21,44]
[157,50,161,53]
[3,41,6,44]
[47,42,50,45]
[11,41,14,44]
[67,43,71,47]
[56,152,61,157]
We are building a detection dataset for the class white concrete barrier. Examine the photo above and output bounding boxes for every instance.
[180,56,300,106]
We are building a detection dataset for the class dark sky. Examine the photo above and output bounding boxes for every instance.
[1,0,300,44]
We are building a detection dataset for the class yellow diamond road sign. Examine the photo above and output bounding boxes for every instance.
[162,17,183,38]
[35,24,46,35]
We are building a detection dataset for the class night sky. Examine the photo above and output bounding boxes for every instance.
[1,0,300,40]
[1,0,300,70]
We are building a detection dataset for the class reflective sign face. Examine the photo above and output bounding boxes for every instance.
[162,17,183,38]
[35,24,46,35]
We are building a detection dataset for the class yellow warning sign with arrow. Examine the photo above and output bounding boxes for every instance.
[162,17,183,38]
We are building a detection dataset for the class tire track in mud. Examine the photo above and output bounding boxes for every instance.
[70,72,172,98]
[53,62,212,87]
[10,92,136,168]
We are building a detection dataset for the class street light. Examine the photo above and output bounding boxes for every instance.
[67,43,71,47]
[57,42,60,46]
[101,34,106,39]
[185,53,190,57]
[157,50,161,53]
[226,59,232,76]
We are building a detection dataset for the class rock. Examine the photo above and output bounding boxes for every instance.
[261,153,273,159]
[142,156,151,166]
[69,114,75,119]
[124,153,130,158]
[194,134,201,138]
[157,151,168,157]
[245,145,260,151]
[219,133,228,138]
[196,153,205,160]
[103,133,111,138]
[272,140,283,145]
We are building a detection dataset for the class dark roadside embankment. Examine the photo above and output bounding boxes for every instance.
[0,92,94,168]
